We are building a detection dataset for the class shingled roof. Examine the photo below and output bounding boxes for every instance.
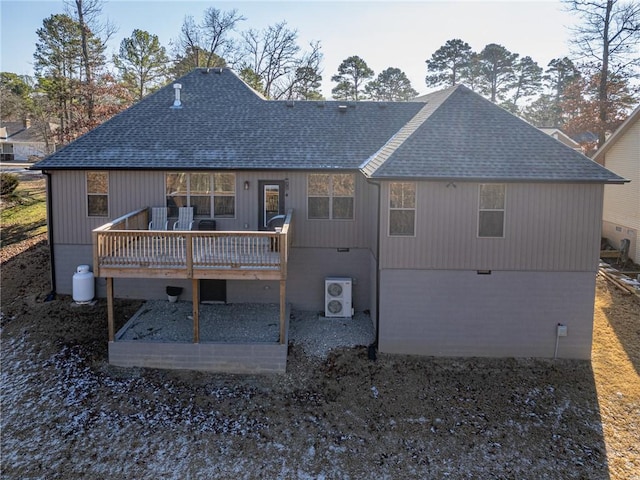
[34,68,625,184]
[33,68,423,171]
[361,85,625,183]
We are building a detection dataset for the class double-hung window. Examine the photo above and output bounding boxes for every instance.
[166,172,235,217]
[86,171,109,217]
[307,173,355,220]
[389,182,415,236]
[478,184,505,237]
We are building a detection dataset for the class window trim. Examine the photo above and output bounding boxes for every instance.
[478,183,506,238]
[306,173,356,221]
[165,172,236,218]
[86,171,109,217]
[388,181,416,237]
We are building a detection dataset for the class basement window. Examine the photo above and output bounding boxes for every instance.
[86,171,109,217]
[478,184,505,238]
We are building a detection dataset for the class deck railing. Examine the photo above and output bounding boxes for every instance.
[93,208,293,280]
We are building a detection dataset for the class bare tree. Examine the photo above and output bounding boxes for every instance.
[173,8,244,74]
[201,8,245,68]
[276,40,323,100]
[176,15,205,69]
[240,22,310,99]
[564,0,640,146]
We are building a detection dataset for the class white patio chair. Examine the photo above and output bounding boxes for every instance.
[148,207,168,230]
[173,206,194,230]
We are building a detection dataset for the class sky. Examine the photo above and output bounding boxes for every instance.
[0,0,579,97]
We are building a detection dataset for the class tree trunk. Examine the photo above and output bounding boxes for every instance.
[75,0,94,122]
[598,0,613,148]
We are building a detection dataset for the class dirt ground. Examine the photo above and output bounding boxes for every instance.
[1,236,639,478]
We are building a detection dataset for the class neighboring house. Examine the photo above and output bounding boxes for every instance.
[0,119,55,161]
[593,105,640,264]
[33,68,625,371]
[539,128,582,152]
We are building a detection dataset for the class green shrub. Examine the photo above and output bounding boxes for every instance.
[0,173,19,196]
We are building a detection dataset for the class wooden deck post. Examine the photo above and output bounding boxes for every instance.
[279,279,286,344]
[192,278,200,343]
[92,230,100,278]
[279,230,288,345]
[106,277,114,341]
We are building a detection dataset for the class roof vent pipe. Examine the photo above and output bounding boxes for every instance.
[172,83,182,108]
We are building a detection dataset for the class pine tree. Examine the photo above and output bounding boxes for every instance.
[425,39,473,88]
[114,29,169,100]
[331,56,374,101]
[366,67,418,101]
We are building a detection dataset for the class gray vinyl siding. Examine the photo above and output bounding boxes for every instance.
[378,269,596,359]
[50,171,165,245]
[53,245,374,313]
[49,170,379,250]
[48,170,378,305]
[379,181,604,272]
[285,247,373,311]
[287,172,378,248]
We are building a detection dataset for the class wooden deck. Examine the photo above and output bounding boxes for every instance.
[93,208,291,281]
[92,207,293,347]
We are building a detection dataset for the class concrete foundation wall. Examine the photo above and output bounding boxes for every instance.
[379,269,596,359]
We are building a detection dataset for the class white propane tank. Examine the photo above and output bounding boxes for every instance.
[72,265,94,304]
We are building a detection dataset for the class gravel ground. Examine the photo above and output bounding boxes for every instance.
[118,301,376,358]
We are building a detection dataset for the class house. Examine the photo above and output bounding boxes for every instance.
[1,119,55,161]
[539,127,582,152]
[33,68,625,372]
[592,105,640,264]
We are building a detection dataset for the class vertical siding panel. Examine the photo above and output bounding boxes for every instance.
[381,181,602,272]
[602,117,640,264]
[291,172,373,249]
[603,120,639,229]
[52,170,166,245]
[111,171,165,218]
[50,170,603,273]
[52,171,87,244]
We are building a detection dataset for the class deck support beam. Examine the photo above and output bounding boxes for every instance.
[107,277,114,341]
[192,279,200,343]
[94,209,294,347]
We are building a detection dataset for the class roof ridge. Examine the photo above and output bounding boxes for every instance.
[360,87,458,177]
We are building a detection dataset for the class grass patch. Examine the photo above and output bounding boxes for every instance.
[0,175,47,247]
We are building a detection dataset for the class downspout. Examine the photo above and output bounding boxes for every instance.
[366,178,382,358]
[44,171,56,300]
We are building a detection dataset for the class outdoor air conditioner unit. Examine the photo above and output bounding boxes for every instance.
[325,277,353,318]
